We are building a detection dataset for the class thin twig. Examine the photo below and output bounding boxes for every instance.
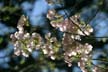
[91,62,108,70]
[60,2,88,36]
[92,58,108,63]
[64,31,108,39]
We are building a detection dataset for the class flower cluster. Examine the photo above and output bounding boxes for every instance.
[10,15,42,57]
[10,11,93,72]
[10,15,61,59]
[41,32,61,60]
[62,33,93,68]
[47,10,93,36]
[47,9,93,71]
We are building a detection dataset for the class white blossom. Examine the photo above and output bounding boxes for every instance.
[32,32,37,37]
[50,56,55,60]
[28,48,32,52]
[43,49,48,54]
[24,33,30,39]
[77,29,85,35]
[17,26,24,31]
[22,52,29,57]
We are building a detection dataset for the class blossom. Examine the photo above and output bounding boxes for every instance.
[10,12,94,72]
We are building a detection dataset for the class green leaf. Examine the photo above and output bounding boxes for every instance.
[0,38,3,44]
[20,58,25,64]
